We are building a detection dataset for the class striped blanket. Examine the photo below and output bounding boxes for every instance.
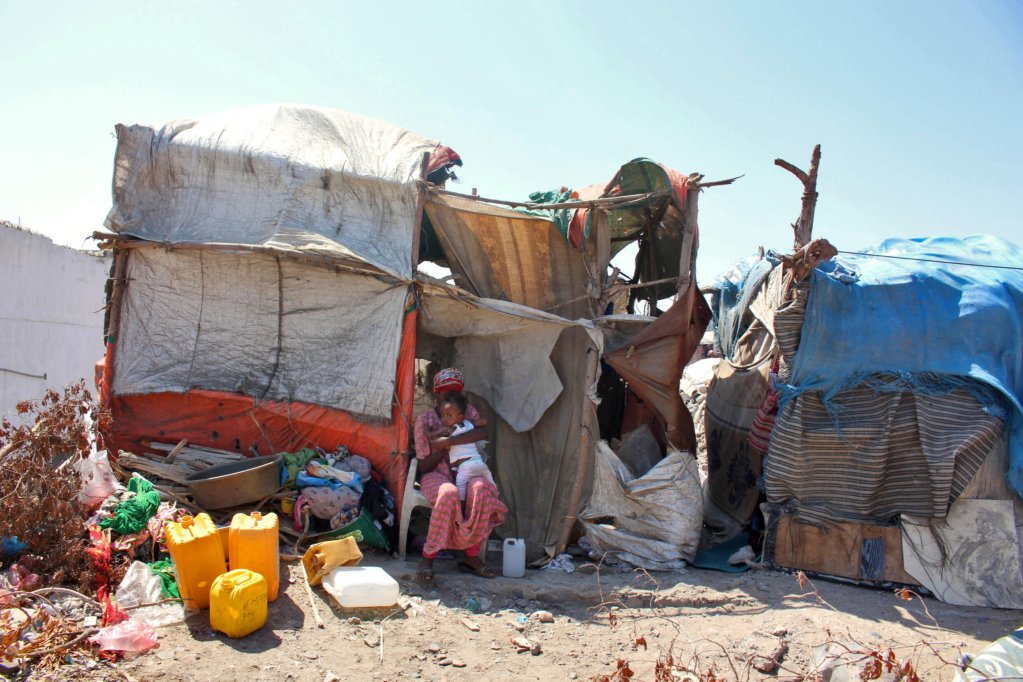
[765,376,1003,524]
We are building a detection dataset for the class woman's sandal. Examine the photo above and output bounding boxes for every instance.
[457,561,496,578]
[416,566,435,584]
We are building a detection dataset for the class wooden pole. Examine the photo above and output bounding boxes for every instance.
[410,151,431,271]
[774,144,821,250]
[678,186,700,293]
[429,186,671,212]
[105,248,129,345]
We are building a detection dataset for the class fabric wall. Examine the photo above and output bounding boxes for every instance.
[99,305,419,515]
[767,378,1002,525]
[424,194,607,320]
[106,104,438,279]
[114,248,407,419]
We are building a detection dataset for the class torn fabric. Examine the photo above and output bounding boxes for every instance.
[105,104,442,279]
[603,284,711,451]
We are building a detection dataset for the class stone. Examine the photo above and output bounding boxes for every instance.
[349,617,362,625]
[324,674,341,682]
[438,657,453,666]
[532,610,554,623]
[364,637,379,648]
[451,660,466,668]
[771,627,789,637]
[304,652,319,660]
[570,674,578,680]
[426,644,442,654]
[530,642,543,656]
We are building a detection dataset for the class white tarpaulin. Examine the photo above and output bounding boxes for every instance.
[113,248,406,419]
[418,290,597,432]
[105,104,438,279]
[902,499,1023,609]
[581,441,704,569]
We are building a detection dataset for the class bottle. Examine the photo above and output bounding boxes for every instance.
[209,569,267,638]
[228,511,280,602]
[164,514,227,609]
[503,538,526,578]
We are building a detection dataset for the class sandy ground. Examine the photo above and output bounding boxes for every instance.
[34,551,1018,682]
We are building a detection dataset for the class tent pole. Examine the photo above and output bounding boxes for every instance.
[556,342,601,554]
[411,152,431,270]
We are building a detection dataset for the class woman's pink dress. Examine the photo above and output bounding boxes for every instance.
[414,406,507,557]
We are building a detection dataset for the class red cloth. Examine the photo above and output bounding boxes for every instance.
[419,473,505,557]
[427,146,462,175]
[87,525,128,627]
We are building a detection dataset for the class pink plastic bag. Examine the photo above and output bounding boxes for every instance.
[79,449,119,507]
[89,620,159,654]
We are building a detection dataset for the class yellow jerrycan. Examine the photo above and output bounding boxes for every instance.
[228,511,280,602]
[209,569,267,638]
[165,513,227,609]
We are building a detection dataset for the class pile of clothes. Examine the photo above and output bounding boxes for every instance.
[282,446,397,552]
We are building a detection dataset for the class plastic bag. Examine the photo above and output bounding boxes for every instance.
[115,561,186,627]
[89,620,159,654]
[79,449,119,507]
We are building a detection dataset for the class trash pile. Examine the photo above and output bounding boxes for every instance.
[279,447,397,554]
[0,381,402,677]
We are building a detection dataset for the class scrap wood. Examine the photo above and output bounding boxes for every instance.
[117,443,245,485]
[461,617,480,632]
[299,558,324,629]
[164,438,188,464]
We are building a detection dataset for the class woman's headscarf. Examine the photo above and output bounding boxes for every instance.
[432,367,464,394]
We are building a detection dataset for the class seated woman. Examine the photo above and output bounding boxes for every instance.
[413,367,507,582]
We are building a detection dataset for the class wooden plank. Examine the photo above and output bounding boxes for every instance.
[771,514,918,585]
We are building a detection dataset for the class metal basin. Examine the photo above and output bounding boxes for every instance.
[184,455,282,510]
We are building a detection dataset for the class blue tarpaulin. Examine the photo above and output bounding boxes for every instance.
[784,235,1023,496]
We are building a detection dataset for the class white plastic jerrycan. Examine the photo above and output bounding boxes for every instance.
[502,538,526,578]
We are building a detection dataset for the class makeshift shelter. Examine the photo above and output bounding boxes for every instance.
[96,104,712,562]
[703,235,1023,606]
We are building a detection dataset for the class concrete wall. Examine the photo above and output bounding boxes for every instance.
[0,223,110,422]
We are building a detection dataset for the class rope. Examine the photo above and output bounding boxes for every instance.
[834,250,1023,272]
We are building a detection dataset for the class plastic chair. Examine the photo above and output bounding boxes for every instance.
[398,456,432,561]
[397,455,489,563]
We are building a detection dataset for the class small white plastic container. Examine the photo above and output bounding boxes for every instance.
[321,566,400,608]
[502,538,526,578]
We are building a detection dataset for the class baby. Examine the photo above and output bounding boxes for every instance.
[435,393,495,500]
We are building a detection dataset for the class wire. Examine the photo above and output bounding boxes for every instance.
[834,250,1023,272]
[0,367,47,380]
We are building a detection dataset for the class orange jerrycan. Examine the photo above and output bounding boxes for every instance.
[229,511,280,602]
[165,513,227,609]
[209,569,267,638]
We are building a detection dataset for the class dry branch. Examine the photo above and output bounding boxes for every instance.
[775,144,821,250]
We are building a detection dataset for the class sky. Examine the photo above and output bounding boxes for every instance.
[1,1,1021,282]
